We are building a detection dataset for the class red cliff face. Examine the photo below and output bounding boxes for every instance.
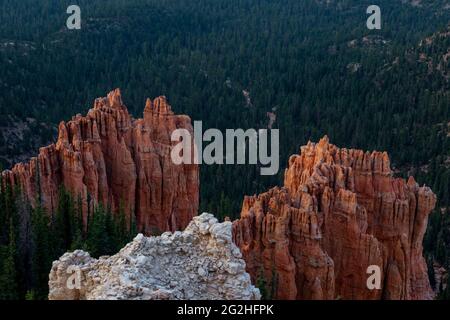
[1,89,199,234]
[233,136,436,300]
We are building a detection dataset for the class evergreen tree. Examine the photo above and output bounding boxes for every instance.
[115,201,130,249]
[15,189,33,297]
[256,267,269,300]
[30,204,52,300]
[129,208,138,239]
[0,219,19,300]
[427,256,436,290]
[70,195,84,251]
[53,187,76,255]
[270,266,279,300]
[85,204,114,257]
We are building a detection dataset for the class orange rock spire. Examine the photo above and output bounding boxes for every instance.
[1,89,199,234]
[233,136,436,300]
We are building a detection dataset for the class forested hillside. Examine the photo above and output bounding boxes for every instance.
[0,0,449,298]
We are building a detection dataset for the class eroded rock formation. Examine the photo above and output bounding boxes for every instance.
[48,213,260,300]
[233,136,436,300]
[1,89,199,234]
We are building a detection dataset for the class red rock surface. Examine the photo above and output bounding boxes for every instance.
[233,136,436,300]
[1,89,199,234]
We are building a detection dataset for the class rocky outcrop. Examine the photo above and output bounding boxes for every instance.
[1,89,199,234]
[48,213,260,300]
[233,136,436,300]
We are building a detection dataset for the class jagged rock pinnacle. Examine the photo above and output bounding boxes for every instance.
[1,90,199,234]
[233,138,436,300]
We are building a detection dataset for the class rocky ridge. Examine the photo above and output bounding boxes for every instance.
[48,213,260,300]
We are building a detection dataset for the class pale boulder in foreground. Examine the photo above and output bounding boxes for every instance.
[48,213,260,300]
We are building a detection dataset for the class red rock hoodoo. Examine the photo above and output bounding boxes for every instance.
[232,136,436,300]
[1,89,199,234]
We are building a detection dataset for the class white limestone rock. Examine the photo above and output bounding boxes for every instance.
[48,213,260,300]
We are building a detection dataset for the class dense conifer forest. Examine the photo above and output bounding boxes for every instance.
[0,0,449,299]
[0,170,137,299]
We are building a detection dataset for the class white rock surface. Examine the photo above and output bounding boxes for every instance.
[48,213,260,300]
